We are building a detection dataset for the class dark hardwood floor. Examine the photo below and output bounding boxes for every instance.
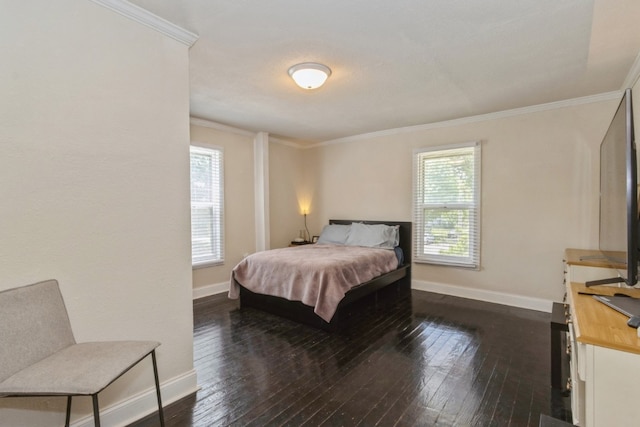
[131,287,561,426]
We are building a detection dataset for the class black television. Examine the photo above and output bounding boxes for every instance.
[586,88,638,287]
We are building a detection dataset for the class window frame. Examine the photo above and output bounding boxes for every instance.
[190,144,224,268]
[413,141,481,269]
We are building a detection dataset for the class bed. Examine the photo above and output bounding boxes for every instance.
[229,220,412,331]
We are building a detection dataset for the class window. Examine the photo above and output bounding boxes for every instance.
[190,145,224,267]
[413,141,481,268]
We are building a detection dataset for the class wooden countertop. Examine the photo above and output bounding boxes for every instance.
[566,249,640,354]
[568,283,640,354]
[565,249,640,354]
[565,248,626,269]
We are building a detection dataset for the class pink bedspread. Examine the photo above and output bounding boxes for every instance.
[229,244,399,322]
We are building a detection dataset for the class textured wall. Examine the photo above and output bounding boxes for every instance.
[307,99,618,304]
[0,1,195,424]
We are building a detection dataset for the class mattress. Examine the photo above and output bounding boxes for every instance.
[229,244,399,322]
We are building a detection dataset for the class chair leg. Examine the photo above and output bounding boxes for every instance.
[92,394,100,427]
[65,396,72,427]
[151,350,165,426]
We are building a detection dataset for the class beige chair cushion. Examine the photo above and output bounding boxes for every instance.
[0,280,161,398]
[0,341,159,396]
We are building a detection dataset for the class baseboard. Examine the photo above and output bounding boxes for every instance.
[193,281,229,300]
[192,280,554,312]
[71,369,199,427]
[412,279,553,313]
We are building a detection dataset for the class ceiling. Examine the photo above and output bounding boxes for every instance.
[129,0,640,145]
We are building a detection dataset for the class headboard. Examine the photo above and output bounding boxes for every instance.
[329,219,412,266]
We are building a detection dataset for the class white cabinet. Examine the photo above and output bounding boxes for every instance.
[567,322,586,425]
[589,346,640,425]
[565,249,640,426]
[564,257,620,288]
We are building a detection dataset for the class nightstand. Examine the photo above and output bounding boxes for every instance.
[289,241,313,247]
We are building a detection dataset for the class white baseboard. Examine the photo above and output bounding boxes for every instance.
[412,279,553,313]
[193,281,229,300]
[191,279,554,312]
[61,280,548,426]
[71,369,199,427]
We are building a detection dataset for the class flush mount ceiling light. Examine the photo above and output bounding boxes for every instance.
[288,62,332,90]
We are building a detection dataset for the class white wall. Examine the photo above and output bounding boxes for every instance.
[270,142,309,248]
[190,123,256,295]
[306,99,619,306]
[200,95,622,309]
[187,78,637,313]
[189,122,311,295]
[0,1,196,425]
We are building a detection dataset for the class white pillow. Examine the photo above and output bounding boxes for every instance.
[316,224,351,245]
[344,222,399,249]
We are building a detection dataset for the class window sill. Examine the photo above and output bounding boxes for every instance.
[414,258,479,270]
[192,260,224,270]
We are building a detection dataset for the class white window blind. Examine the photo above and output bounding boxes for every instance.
[413,141,481,268]
[190,146,224,267]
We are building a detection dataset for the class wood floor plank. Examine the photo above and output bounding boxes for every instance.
[266,317,414,425]
[393,330,482,425]
[128,289,565,427]
[363,325,464,426]
[253,299,415,426]
[353,319,448,426]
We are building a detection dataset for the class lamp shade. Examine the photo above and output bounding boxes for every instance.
[288,63,331,89]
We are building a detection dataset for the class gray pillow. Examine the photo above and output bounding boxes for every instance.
[344,222,399,249]
[316,224,351,245]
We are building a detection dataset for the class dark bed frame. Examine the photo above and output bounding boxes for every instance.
[238,220,412,331]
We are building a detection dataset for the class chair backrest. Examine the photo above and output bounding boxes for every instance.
[0,279,76,382]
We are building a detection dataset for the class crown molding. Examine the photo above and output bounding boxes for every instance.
[90,0,198,47]
[189,117,307,148]
[622,51,640,90]
[190,117,256,137]
[193,90,621,150]
[269,136,307,149]
[314,91,622,148]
